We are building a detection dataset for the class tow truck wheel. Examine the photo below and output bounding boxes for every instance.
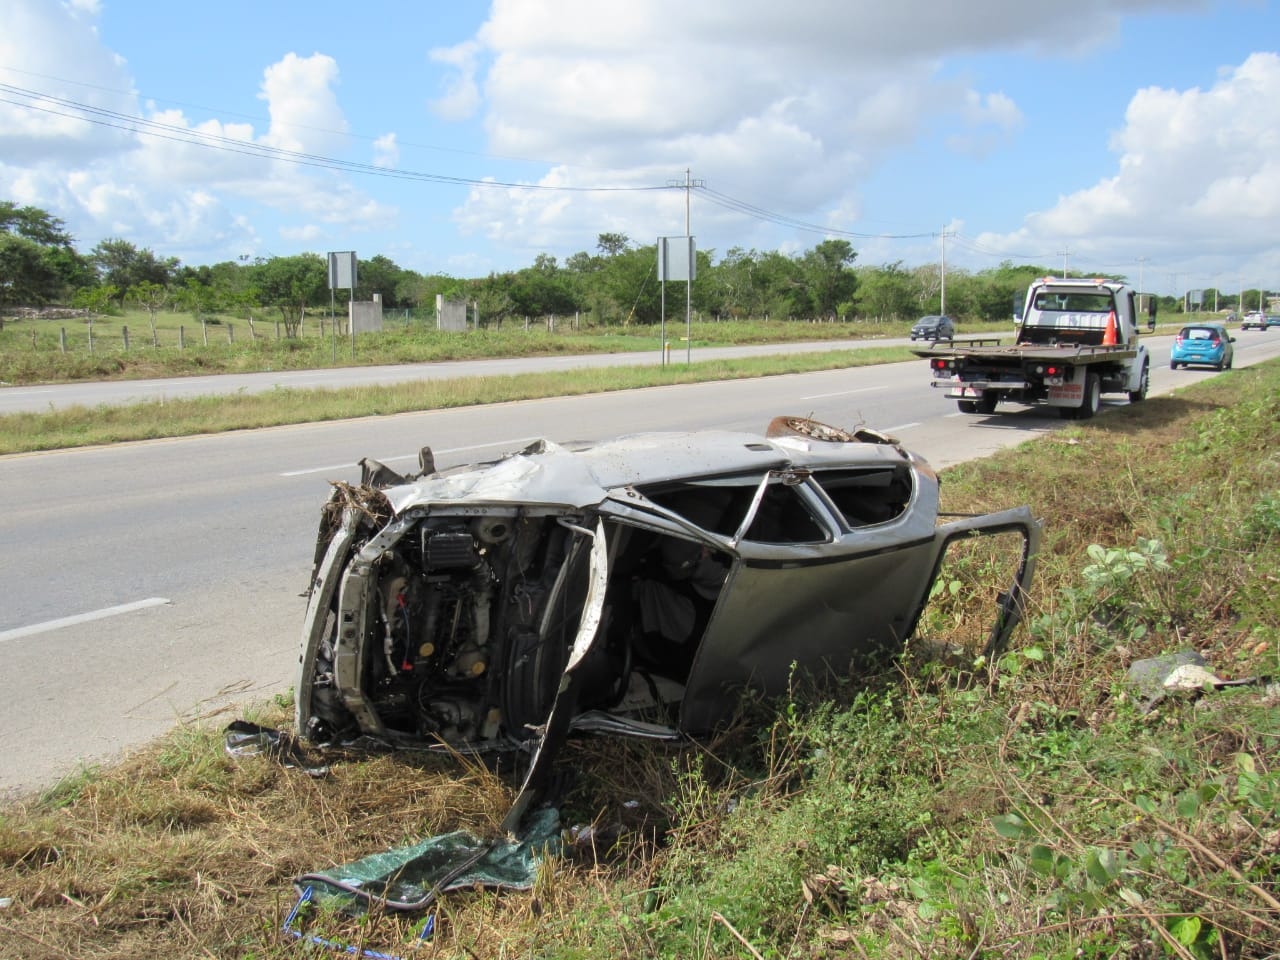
[1128,361,1149,402]
[957,399,978,414]
[1078,373,1101,420]
[976,391,998,415]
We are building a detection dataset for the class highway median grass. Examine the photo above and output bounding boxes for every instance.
[0,347,912,454]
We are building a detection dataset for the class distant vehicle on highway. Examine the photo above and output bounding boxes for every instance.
[1170,323,1234,371]
[910,315,955,341]
[1241,312,1267,331]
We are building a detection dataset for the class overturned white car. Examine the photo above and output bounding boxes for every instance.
[296,417,1039,821]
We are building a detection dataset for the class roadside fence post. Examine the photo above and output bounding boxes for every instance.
[201,317,208,346]
[60,328,67,353]
[228,323,235,344]
[123,326,130,351]
[179,326,186,350]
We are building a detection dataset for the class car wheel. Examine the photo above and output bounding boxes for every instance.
[1170,360,1178,370]
[957,400,978,414]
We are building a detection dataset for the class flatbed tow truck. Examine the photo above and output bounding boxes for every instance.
[912,276,1154,419]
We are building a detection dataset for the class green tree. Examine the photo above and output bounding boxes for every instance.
[468,272,516,328]
[975,261,1050,322]
[355,254,405,308]
[855,261,918,320]
[0,234,63,316]
[90,238,179,303]
[0,201,76,247]
[173,278,219,322]
[596,232,630,257]
[712,247,772,320]
[754,249,808,319]
[72,284,119,317]
[395,271,459,316]
[127,280,169,346]
[508,254,579,321]
[598,244,659,325]
[800,239,859,318]
[0,202,92,313]
[251,254,327,337]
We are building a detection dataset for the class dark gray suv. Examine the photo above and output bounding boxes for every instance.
[910,315,955,340]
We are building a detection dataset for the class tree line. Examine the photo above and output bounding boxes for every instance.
[1,201,1254,334]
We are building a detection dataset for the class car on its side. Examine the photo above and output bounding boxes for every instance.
[295,417,1040,824]
[1241,312,1267,331]
[910,315,955,341]
[1170,323,1234,371]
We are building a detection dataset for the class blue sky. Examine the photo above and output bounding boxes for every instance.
[2,0,1277,296]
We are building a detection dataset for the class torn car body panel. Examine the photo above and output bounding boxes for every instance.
[296,418,1041,793]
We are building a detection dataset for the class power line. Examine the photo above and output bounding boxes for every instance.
[698,186,934,240]
[0,82,667,194]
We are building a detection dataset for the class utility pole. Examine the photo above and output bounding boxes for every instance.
[940,226,947,315]
[667,168,703,363]
[1136,256,1147,295]
[1059,247,1070,277]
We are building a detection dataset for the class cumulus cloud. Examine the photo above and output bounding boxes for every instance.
[258,52,348,155]
[0,1,391,264]
[977,52,1280,283]
[429,40,483,121]
[444,0,1200,261]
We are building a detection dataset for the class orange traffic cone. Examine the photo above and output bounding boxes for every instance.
[1102,310,1118,345]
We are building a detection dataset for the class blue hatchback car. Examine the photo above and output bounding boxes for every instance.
[1170,323,1234,371]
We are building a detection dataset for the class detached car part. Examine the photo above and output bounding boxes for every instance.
[296,417,1040,826]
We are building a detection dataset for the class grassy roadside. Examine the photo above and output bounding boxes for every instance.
[0,312,911,386]
[1,361,1277,958]
[0,346,913,454]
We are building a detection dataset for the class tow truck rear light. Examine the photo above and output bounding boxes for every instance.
[1032,363,1066,377]
[930,358,955,372]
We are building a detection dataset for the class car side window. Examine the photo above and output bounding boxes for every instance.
[742,481,826,544]
[811,467,913,528]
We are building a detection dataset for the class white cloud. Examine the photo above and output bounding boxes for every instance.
[445,0,1192,259]
[373,133,400,169]
[978,51,1280,282]
[258,52,349,154]
[429,40,483,121]
[0,2,391,265]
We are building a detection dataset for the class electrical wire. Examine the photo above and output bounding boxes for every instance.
[0,82,666,194]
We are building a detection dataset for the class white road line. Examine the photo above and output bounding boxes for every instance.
[0,597,172,644]
[798,386,885,400]
[280,437,542,478]
[883,422,921,432]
